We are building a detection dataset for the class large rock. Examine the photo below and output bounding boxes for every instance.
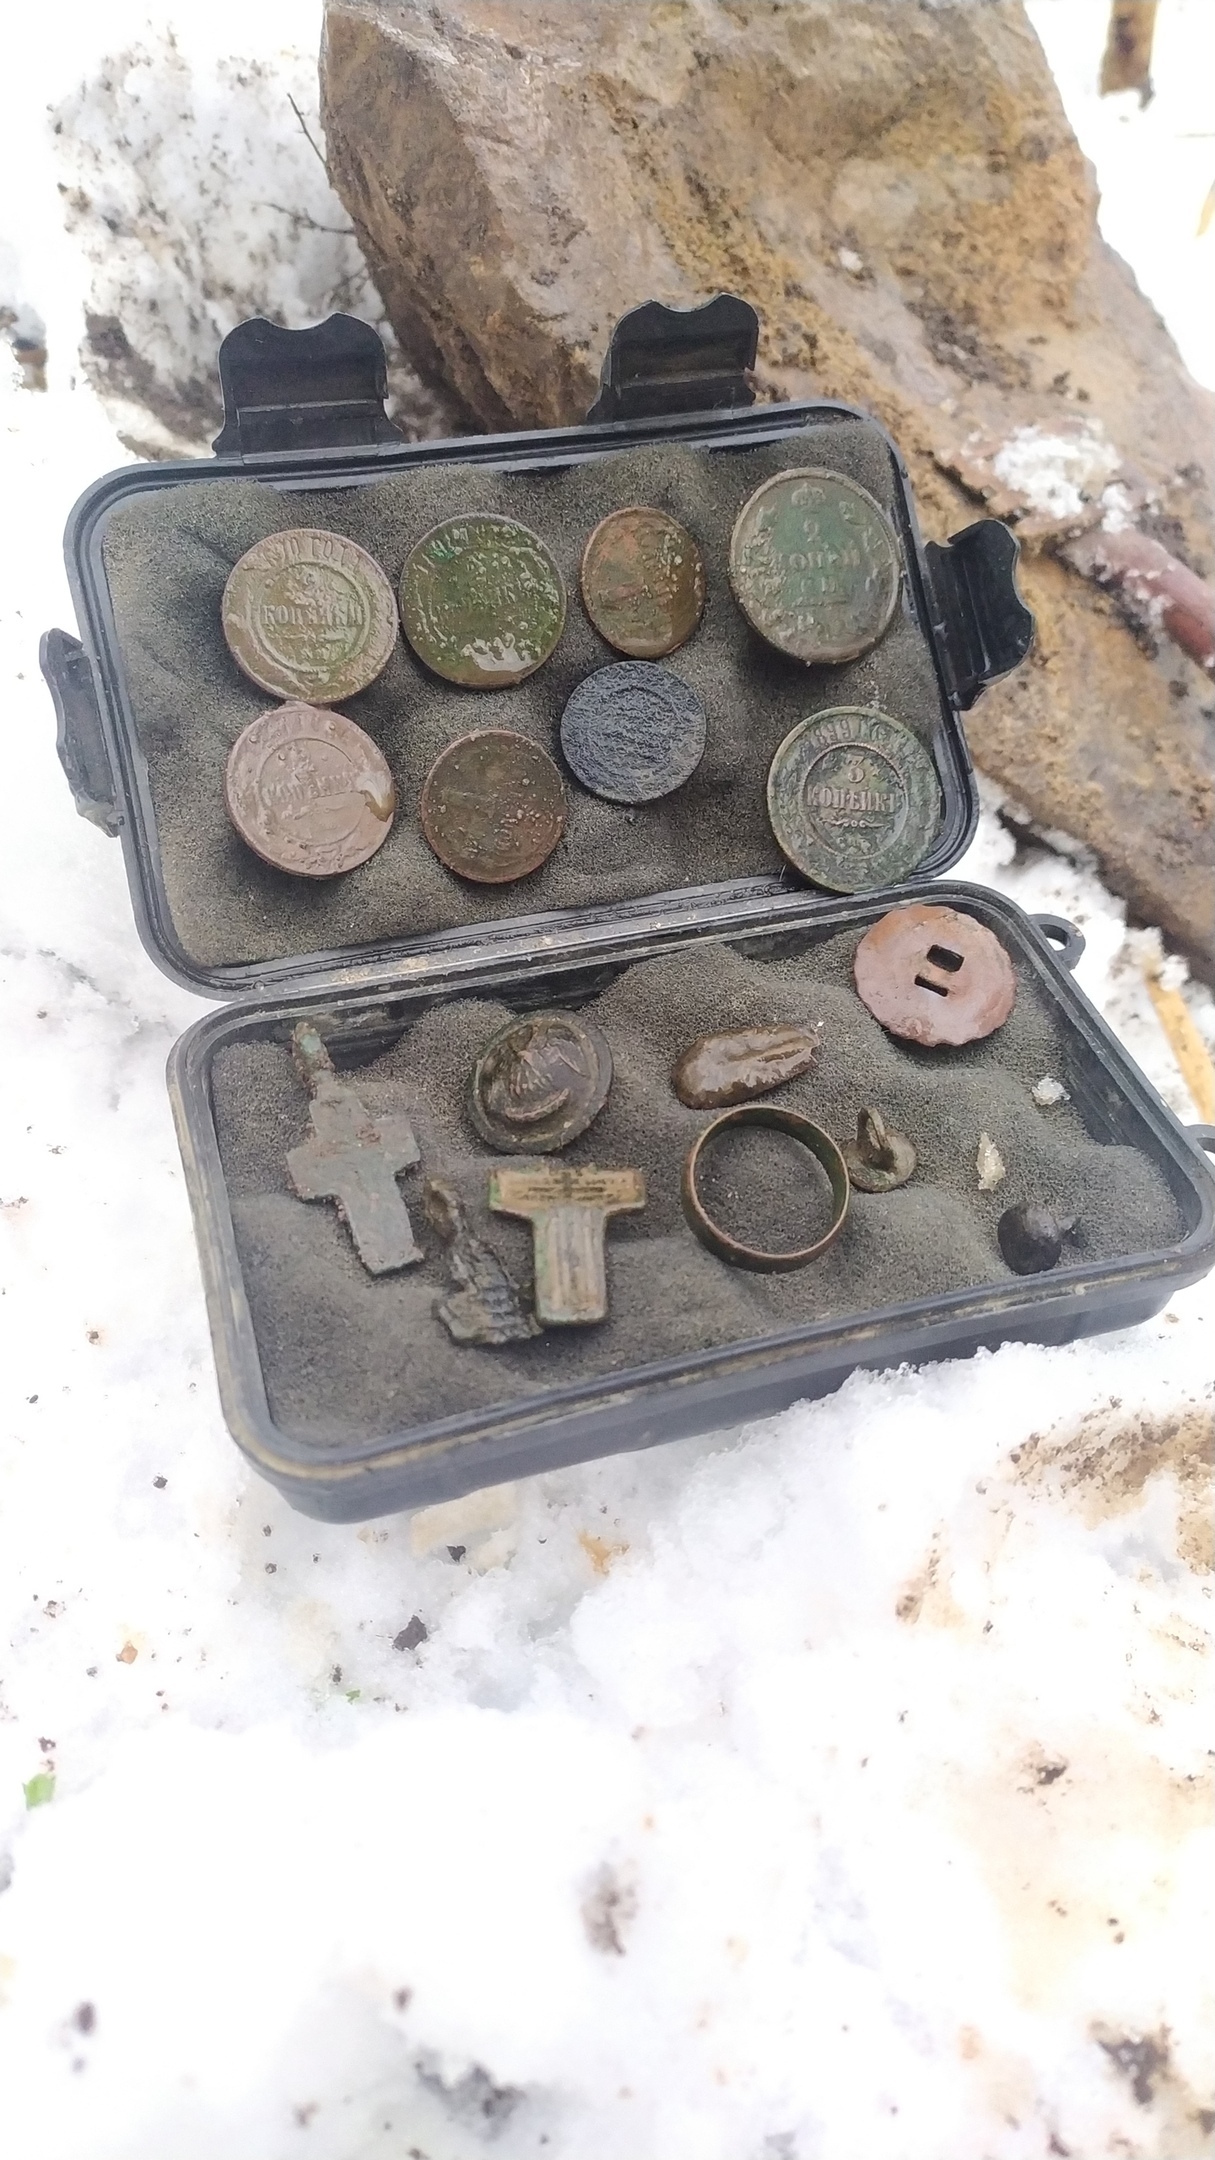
[321,0,1215,975]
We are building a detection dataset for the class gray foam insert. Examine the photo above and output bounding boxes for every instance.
[208,925,1186,1450]
[99,421,947,970]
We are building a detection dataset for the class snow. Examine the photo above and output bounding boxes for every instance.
[1027,0,1215,396]
[1,8,1214,2158]
[991,421,1122,522]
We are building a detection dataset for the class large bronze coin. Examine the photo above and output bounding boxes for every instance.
[580,506,706,658]
[559,661,707,804]
[222,529,398,704]
[853,903,1017,1047]
[469,1009,613,1153]
[224,704,396,878]
[420,728,566,883]
[766,706,940,893]
[729,468,901,664]
[400,515,566,688]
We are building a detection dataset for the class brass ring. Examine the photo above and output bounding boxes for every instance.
[680,1105,851,1273]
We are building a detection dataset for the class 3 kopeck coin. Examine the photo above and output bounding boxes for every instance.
[729,468,901,664]
[401,515,565,688]
[222,528,398,704]
[224,704,396,878]
[420,728,566,883]
[580,506,706,658]
[766,706,940,892]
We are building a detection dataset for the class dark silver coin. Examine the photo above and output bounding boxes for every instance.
[559,661,707,805]
[766,706,940,893]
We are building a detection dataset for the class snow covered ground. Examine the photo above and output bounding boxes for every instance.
[0,6,1213,2158]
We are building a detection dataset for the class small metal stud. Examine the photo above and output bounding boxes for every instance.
[843,1107,917,1193]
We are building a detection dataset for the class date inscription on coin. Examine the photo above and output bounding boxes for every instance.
[222,528,398,704]
[767,706,940,893]
[470,1010,613,1153]
[225,704,396,878]
[560,661,707,804]
[580,506,706,658]
[420,728,566,883]
[401,515,565,687]
[729,468,900,664]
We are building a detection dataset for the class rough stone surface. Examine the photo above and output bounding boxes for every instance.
[321,0,1215,975]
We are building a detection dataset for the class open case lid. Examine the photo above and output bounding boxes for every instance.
[40,296,1034,1004]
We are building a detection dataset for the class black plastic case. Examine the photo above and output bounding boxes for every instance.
[42,300,1215,1520]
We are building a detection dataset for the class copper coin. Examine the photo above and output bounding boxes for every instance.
[560,661,706,804]
[853,903,1017,1047]
[225,704,396,878]
[729,468,901,664]
[766,706,940,892]
[420,728,566,884]
[580,506,706,658]
[469,1009,613,1153]
[221,529,398,704]
[400,515,566,688]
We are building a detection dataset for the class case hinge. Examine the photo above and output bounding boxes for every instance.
[586,294,759,424]
[212,314,400,458]
[924,519,1035,710]
[39,629,121,836]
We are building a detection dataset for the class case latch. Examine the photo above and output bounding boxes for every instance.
[924,519,1035,710]
[39,629,121,836]
[586,294,759,424]
[212,315,400,458]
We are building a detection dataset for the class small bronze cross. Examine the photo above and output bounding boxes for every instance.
[488,1164,645,1325]
[286,1023,422,1274]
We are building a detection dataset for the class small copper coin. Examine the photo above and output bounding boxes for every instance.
[580,506,706,658]
[853,903,1017,1047]
[420,728,566,884]
[400,514,566,688]
[224,704,396,878]
[560,661,706,804]
[469,1010,613,1153]
[766,706,940,893]
[729,467,901,664]
[222,529,398,704]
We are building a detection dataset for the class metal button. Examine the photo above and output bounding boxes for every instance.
[853,903,1016,1047]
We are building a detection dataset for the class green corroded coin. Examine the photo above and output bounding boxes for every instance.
[766,706,941,893]
[400,514,566,688]
[729,468,901,664]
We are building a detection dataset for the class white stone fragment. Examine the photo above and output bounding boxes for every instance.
[1032,1076,1070,1106]
[976,1132,1007,1190]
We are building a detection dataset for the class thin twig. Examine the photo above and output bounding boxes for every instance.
[288,92,329,172]
[261,201,356,237]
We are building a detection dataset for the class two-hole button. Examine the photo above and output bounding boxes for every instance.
[854,904,1017,1047]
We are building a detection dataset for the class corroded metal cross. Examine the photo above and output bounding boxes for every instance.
[286,1022,422,1274]
[488,1164,646,1326]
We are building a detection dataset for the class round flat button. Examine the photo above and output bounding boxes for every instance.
[221,529,398,705]
[729,467,901,664]
[400,514,566,688]
[560,661,707,804]
[853,903,1017,1047]
[766,706,940,892]
[224,704,396,878]
[580,506,706,658]
[469,1010,613,1153]
[420,728,566,884]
